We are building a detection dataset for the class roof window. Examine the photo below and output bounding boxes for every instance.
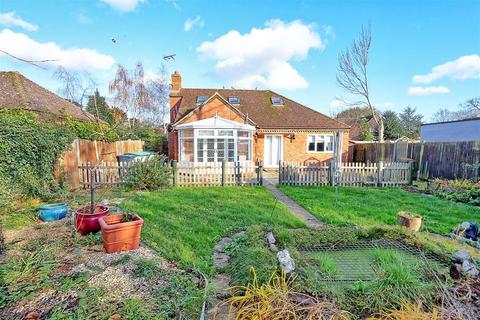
[271,97,284,105]
[196,96,208,104]
[228,96,240,105]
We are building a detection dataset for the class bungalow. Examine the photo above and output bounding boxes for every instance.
[168,71,350,167]
[0,71,97,122]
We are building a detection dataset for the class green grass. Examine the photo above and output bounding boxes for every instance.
[278,186,480,234]
[122,186,306,273]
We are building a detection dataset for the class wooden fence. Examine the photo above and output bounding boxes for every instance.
[78,160,263,188]
[78,161,133,188]
[60,139,144,189]
[173,161,263,187]
[349,140,480,181]
[279,161,412,187]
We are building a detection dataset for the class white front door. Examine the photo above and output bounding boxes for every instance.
[264,135,283,167]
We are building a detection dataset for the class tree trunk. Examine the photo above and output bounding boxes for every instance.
[378,119,385,143]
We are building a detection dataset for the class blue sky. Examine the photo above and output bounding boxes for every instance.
[0,0,479,121]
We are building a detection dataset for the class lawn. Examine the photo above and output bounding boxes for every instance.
[121,186,306,273]
[278,186,480,234]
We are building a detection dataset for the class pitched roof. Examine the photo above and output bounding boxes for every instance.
[0,71,96,121]
[172,88,350,130]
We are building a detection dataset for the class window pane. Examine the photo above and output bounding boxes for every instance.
[238,131,250,138]
[218,130,234,136]
[316,142,325,152]
[181,139,193,161]
[308,142,315,151]
[207,139,215,162]
[228,139,235,161]
[180,129,193,138]
[238,139,249,161]
[198,130,214,137]
[217,139,225,161]
[308,135,315,143]
[197,139,204,162]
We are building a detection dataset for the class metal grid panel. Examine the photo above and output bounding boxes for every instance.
[299,238,446,283]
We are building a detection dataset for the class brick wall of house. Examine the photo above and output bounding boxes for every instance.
[254,131,350,165]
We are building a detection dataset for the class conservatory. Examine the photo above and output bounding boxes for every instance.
[176,116,256,163]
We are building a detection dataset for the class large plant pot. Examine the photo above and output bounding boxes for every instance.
[39,203,68,222]
[397,211,422,232]
[99,214,143,253]
[75,205,110,235]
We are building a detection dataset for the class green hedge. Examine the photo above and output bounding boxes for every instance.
[0,109,74,200]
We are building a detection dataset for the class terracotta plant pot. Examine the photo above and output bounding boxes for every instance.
[397,211,422,232]
[99,214,143,253]
[75,205,110,235]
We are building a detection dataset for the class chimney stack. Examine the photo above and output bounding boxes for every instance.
[171,70,182,93]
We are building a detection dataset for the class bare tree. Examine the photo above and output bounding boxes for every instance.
[336,24,384,142]
[461,97,480,116]
[53,66,95,107]
[109,62,169,131]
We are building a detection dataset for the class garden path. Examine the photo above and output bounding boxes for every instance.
[264,177,323,229]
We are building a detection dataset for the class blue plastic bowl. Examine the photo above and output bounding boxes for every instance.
[39,203,68,222]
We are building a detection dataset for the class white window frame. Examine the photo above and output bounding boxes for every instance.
[179,128,253,163]
[306,134,334,154]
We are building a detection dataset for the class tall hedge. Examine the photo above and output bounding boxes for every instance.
[0,109,74,199]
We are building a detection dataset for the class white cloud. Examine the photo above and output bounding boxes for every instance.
[184,16,204,32]
[0,11,38,32]
[100,0,145,12]
[407,86,450,95]
[412,54,480,83]
[0,29,115,72]
[197,19,323,90]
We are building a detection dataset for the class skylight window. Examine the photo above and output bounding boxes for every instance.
[271,97,284,105]
[228,96,240,105]
[196,96,208,104]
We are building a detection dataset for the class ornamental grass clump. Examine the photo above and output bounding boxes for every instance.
[222,267,350,320]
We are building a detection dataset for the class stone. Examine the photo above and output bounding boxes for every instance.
[277,249,295,273]
[450,263,462,280]
[25,311,39,320]
[266,232,276,245]
[100,199,109,206]
[452,250,470,263]
[108,314,121,320]
[462,260,479,277]
[212,252,230,270]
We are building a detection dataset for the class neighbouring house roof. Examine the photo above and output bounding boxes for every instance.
[0,71,97,122]
[176,115,256,130]
[171,88,350,130]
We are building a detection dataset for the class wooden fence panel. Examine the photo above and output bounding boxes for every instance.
[279,161,410,187]
[349,140,480,181]
[173,161,262,187]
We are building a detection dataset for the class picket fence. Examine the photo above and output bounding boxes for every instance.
[173,161,263,187]
[279,161,412,187]
[78,160,263,188]
[78,161,133,188]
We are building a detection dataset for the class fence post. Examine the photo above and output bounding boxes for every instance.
[257,161,263,185]
[236,161,241,186]
[377,160,383,187]
[222,160,226,186]
[408,161,413,185]
[172,160,177,187]
[328,160,334,186]
[278,161,282,184]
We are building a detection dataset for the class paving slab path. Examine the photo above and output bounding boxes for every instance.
[264,177,323,229]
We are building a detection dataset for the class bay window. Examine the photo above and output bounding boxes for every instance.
[307,134,334,153]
